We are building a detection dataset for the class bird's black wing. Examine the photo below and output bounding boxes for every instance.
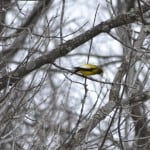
[73,67,95,72]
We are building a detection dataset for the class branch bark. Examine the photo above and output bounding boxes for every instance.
[0,4,149,91]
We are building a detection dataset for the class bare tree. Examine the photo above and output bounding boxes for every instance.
[0,0,150,150]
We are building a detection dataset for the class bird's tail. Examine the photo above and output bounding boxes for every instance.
[71,67,80,75]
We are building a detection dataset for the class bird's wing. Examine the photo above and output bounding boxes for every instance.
[74,66,95,72]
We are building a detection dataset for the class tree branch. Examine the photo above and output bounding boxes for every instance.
[0,3,150,91]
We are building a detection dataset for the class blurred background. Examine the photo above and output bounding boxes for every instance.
[0,0,150,149]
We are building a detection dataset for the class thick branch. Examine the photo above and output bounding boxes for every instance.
[0,4,150,90]
[60,101,115,150]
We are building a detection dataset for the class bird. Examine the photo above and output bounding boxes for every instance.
[73,64,104,76]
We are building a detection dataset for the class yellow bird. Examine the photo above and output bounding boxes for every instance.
[73,64,104,76]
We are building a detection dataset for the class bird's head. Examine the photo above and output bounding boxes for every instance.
[97,66,104,76]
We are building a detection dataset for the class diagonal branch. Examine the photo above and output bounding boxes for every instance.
[60,101,116,150]
[0,3,150,91]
